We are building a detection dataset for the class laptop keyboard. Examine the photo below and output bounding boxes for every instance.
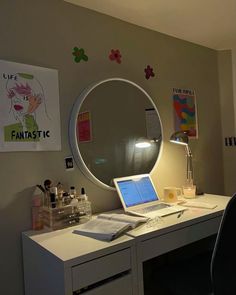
[135,203,171,214]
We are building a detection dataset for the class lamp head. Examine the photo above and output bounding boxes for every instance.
[170,131,189,146]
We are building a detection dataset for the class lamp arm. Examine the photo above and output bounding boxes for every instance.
[185,145,193,183]
[185,144,192,157]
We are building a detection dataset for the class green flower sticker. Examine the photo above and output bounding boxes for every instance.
[72,47,88,63]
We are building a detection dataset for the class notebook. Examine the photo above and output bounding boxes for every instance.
[113,174,187,218]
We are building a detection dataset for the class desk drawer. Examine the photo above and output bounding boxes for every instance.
[72,248,131,291]
[77,273,132,295]
[140,216,221,262]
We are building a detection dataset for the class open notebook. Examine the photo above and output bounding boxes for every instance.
[113,174,186,218]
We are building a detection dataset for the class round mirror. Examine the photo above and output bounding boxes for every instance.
[69,78,163,190]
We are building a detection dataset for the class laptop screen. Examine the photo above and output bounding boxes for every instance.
[115,175,159,207]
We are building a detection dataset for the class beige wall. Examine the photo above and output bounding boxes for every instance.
[0,1,224,294]
[218,50,236,195]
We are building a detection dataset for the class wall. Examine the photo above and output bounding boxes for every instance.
[232,48,236,130]
[217,50,236,195]
[0,1,224,294]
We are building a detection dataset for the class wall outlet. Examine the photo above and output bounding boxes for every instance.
[65,156,74,170]
[224,137,236,147]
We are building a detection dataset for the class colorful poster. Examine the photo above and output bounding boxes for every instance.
[77,111,92,142]
[173,88,198,138]
[0,60,61,151]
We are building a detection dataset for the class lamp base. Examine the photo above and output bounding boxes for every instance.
[196,187,204,195]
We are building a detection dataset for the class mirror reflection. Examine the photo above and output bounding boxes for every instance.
[70,79,162,189]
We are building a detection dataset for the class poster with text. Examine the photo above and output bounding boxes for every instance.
[0,60,61,151]
[173,88,198,138]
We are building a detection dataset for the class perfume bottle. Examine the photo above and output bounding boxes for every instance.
[78,187,92,219]
[69,186,76,199]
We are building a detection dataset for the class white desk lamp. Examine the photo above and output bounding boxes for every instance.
[170,131,194,186]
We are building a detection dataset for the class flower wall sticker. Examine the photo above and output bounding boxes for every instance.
[144,65,155,79]
[109,49,122,64]
[71,45,157,81]
[72,47,88,63]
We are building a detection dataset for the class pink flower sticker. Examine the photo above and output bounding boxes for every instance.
[109,49,122,64]
[144,65,155,79]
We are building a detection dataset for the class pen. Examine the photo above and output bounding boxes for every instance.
[177,210,184,218]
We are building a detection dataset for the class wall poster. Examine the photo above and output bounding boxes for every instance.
[145,108,161,141]
[173,88,198,138]
[77,111,92,142]
[0,60,61,151]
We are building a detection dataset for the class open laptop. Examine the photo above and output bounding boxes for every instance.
[113,174,187,218]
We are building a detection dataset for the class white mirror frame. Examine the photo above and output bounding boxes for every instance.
[69,77,163,190]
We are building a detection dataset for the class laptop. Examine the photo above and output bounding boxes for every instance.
[113,174,187,218]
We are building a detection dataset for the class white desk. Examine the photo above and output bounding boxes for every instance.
[22,227,137,295]
[22,194,229,295]
[127,194,230,295]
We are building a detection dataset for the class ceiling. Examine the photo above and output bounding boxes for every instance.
[65,0,236,50]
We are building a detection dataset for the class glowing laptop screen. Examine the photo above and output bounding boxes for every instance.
[116,176,159,207]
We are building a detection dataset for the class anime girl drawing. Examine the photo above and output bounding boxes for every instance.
[4,73,49,142]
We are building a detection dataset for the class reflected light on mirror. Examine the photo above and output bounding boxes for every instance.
[135,138,151,148]
[95,158,107,165]
[135,137,161,148]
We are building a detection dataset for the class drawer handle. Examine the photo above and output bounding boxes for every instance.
[73,270,130,294]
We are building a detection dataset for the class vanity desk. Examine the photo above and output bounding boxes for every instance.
[22,228,137,295]
[22,194,229,295]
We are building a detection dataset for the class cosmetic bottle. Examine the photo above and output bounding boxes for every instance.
[32,186,44,230]
[62,192,70,206]
[49,186,57,208]
[70,190,79,213]
[56,182,64,207]
[43,179,52,207]
[69,186,76,199]
[78,187,92,219]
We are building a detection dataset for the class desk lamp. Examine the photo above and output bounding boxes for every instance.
[170,131,194,188]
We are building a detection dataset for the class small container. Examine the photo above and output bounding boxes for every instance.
[69,186,76,199]
[70,197,79,213]
[42,205,80,230]
[182,184,196,199]
[62,192,71,206]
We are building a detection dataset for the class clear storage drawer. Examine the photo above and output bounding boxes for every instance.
[42,205,80,230]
